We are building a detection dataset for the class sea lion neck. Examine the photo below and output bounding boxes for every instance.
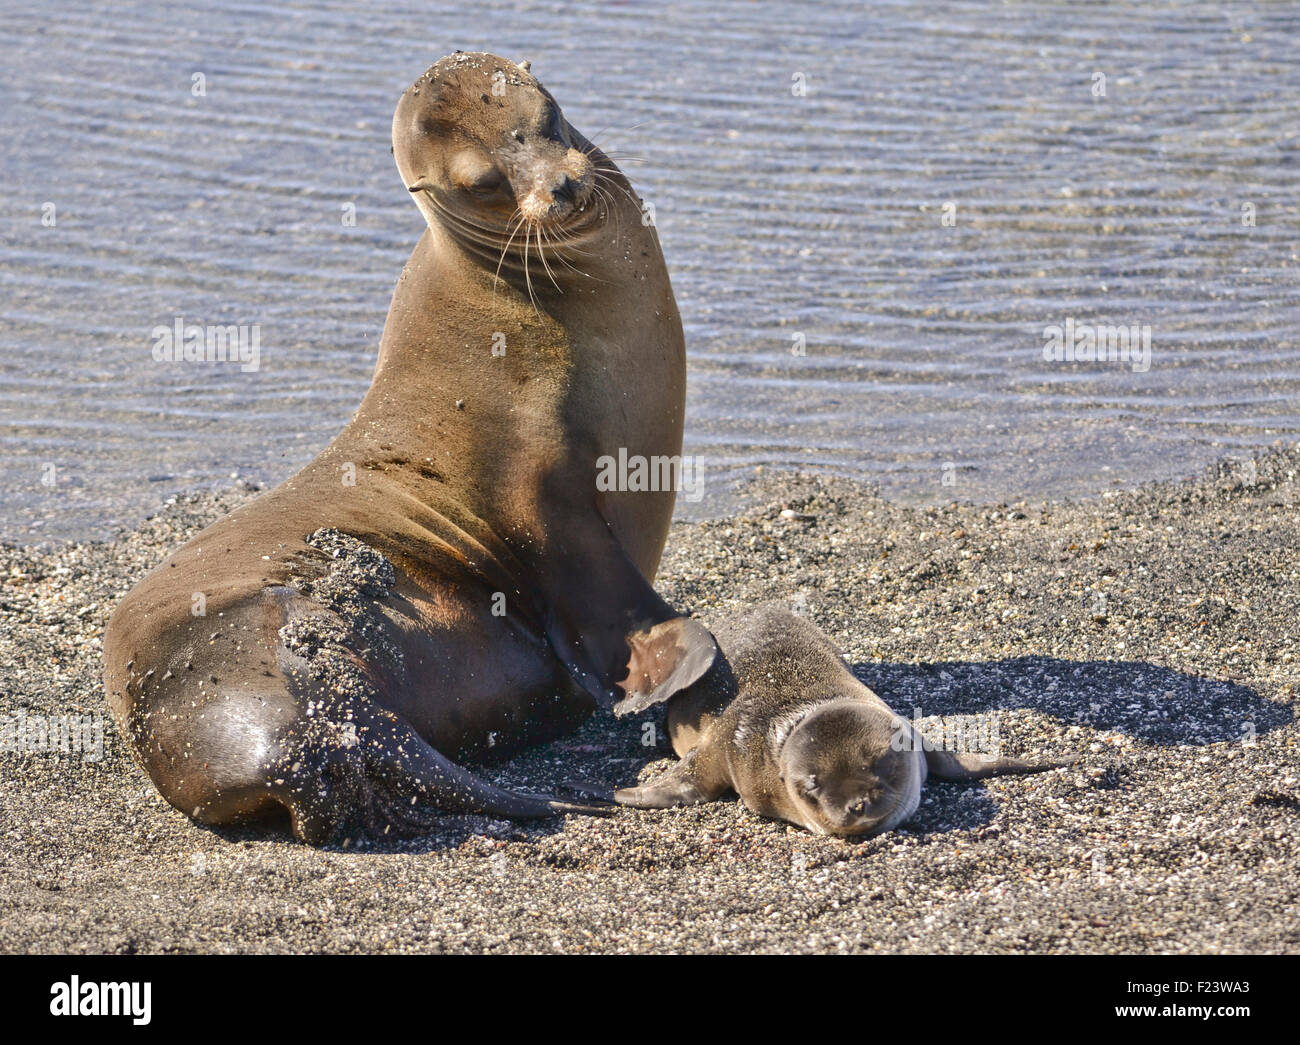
[322,213,653,506]
[365,222,572,384]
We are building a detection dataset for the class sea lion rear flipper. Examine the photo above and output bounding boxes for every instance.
[537,511,717,714]
[923,746,1079,781]
[268,702,613,844]
[558,779,618,803]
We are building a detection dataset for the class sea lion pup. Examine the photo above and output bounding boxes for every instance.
[103,52,717,845]
[608,605,1070,837]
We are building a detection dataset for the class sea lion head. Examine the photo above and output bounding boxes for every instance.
[393,52,604,250]
[776,700,923,837]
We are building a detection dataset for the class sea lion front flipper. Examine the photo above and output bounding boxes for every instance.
[924,746,1079,781]
[536,508,717,712]
[612,616,718,718]
[612,751,720,809]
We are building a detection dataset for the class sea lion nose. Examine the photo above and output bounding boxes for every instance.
[519,174,580,221]
[552,175,579,204]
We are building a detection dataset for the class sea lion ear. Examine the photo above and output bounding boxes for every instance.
[613,618,718,718]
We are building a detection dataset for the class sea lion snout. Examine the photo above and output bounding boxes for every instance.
[512,147,594,223]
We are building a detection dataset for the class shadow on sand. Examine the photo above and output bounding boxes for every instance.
[844,655,1290,837]
[206,655,1289,849]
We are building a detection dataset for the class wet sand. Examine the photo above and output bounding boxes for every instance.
[1,449,1298,953]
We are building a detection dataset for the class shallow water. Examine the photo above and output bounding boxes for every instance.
[1,0,1297,543]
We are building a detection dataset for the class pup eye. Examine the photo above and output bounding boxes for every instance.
[802,775,820,795]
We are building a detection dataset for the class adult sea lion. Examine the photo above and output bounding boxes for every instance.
[607,605,1070,836]
[103,52,717,844]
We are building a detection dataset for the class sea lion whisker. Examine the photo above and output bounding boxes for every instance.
[591,168,647,210]
[537,224,579,270]
[426,194,507,247]
[539,225,603,282]
[588,184,617,244]
[419,190,534,255]
[521,222,540,313]
[581,118,661,156]
[444,206,512,243]
[533,224,563,293]
[537,218,595,257]
[589,182,624,247]
[491,211,528,306]
[593,170,642,213]
[498,210,527,264]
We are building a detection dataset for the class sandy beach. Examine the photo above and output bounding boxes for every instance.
[2,449,1298,954]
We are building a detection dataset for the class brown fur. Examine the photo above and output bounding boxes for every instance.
[612,605,1071,836]
[104,53,716,845]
